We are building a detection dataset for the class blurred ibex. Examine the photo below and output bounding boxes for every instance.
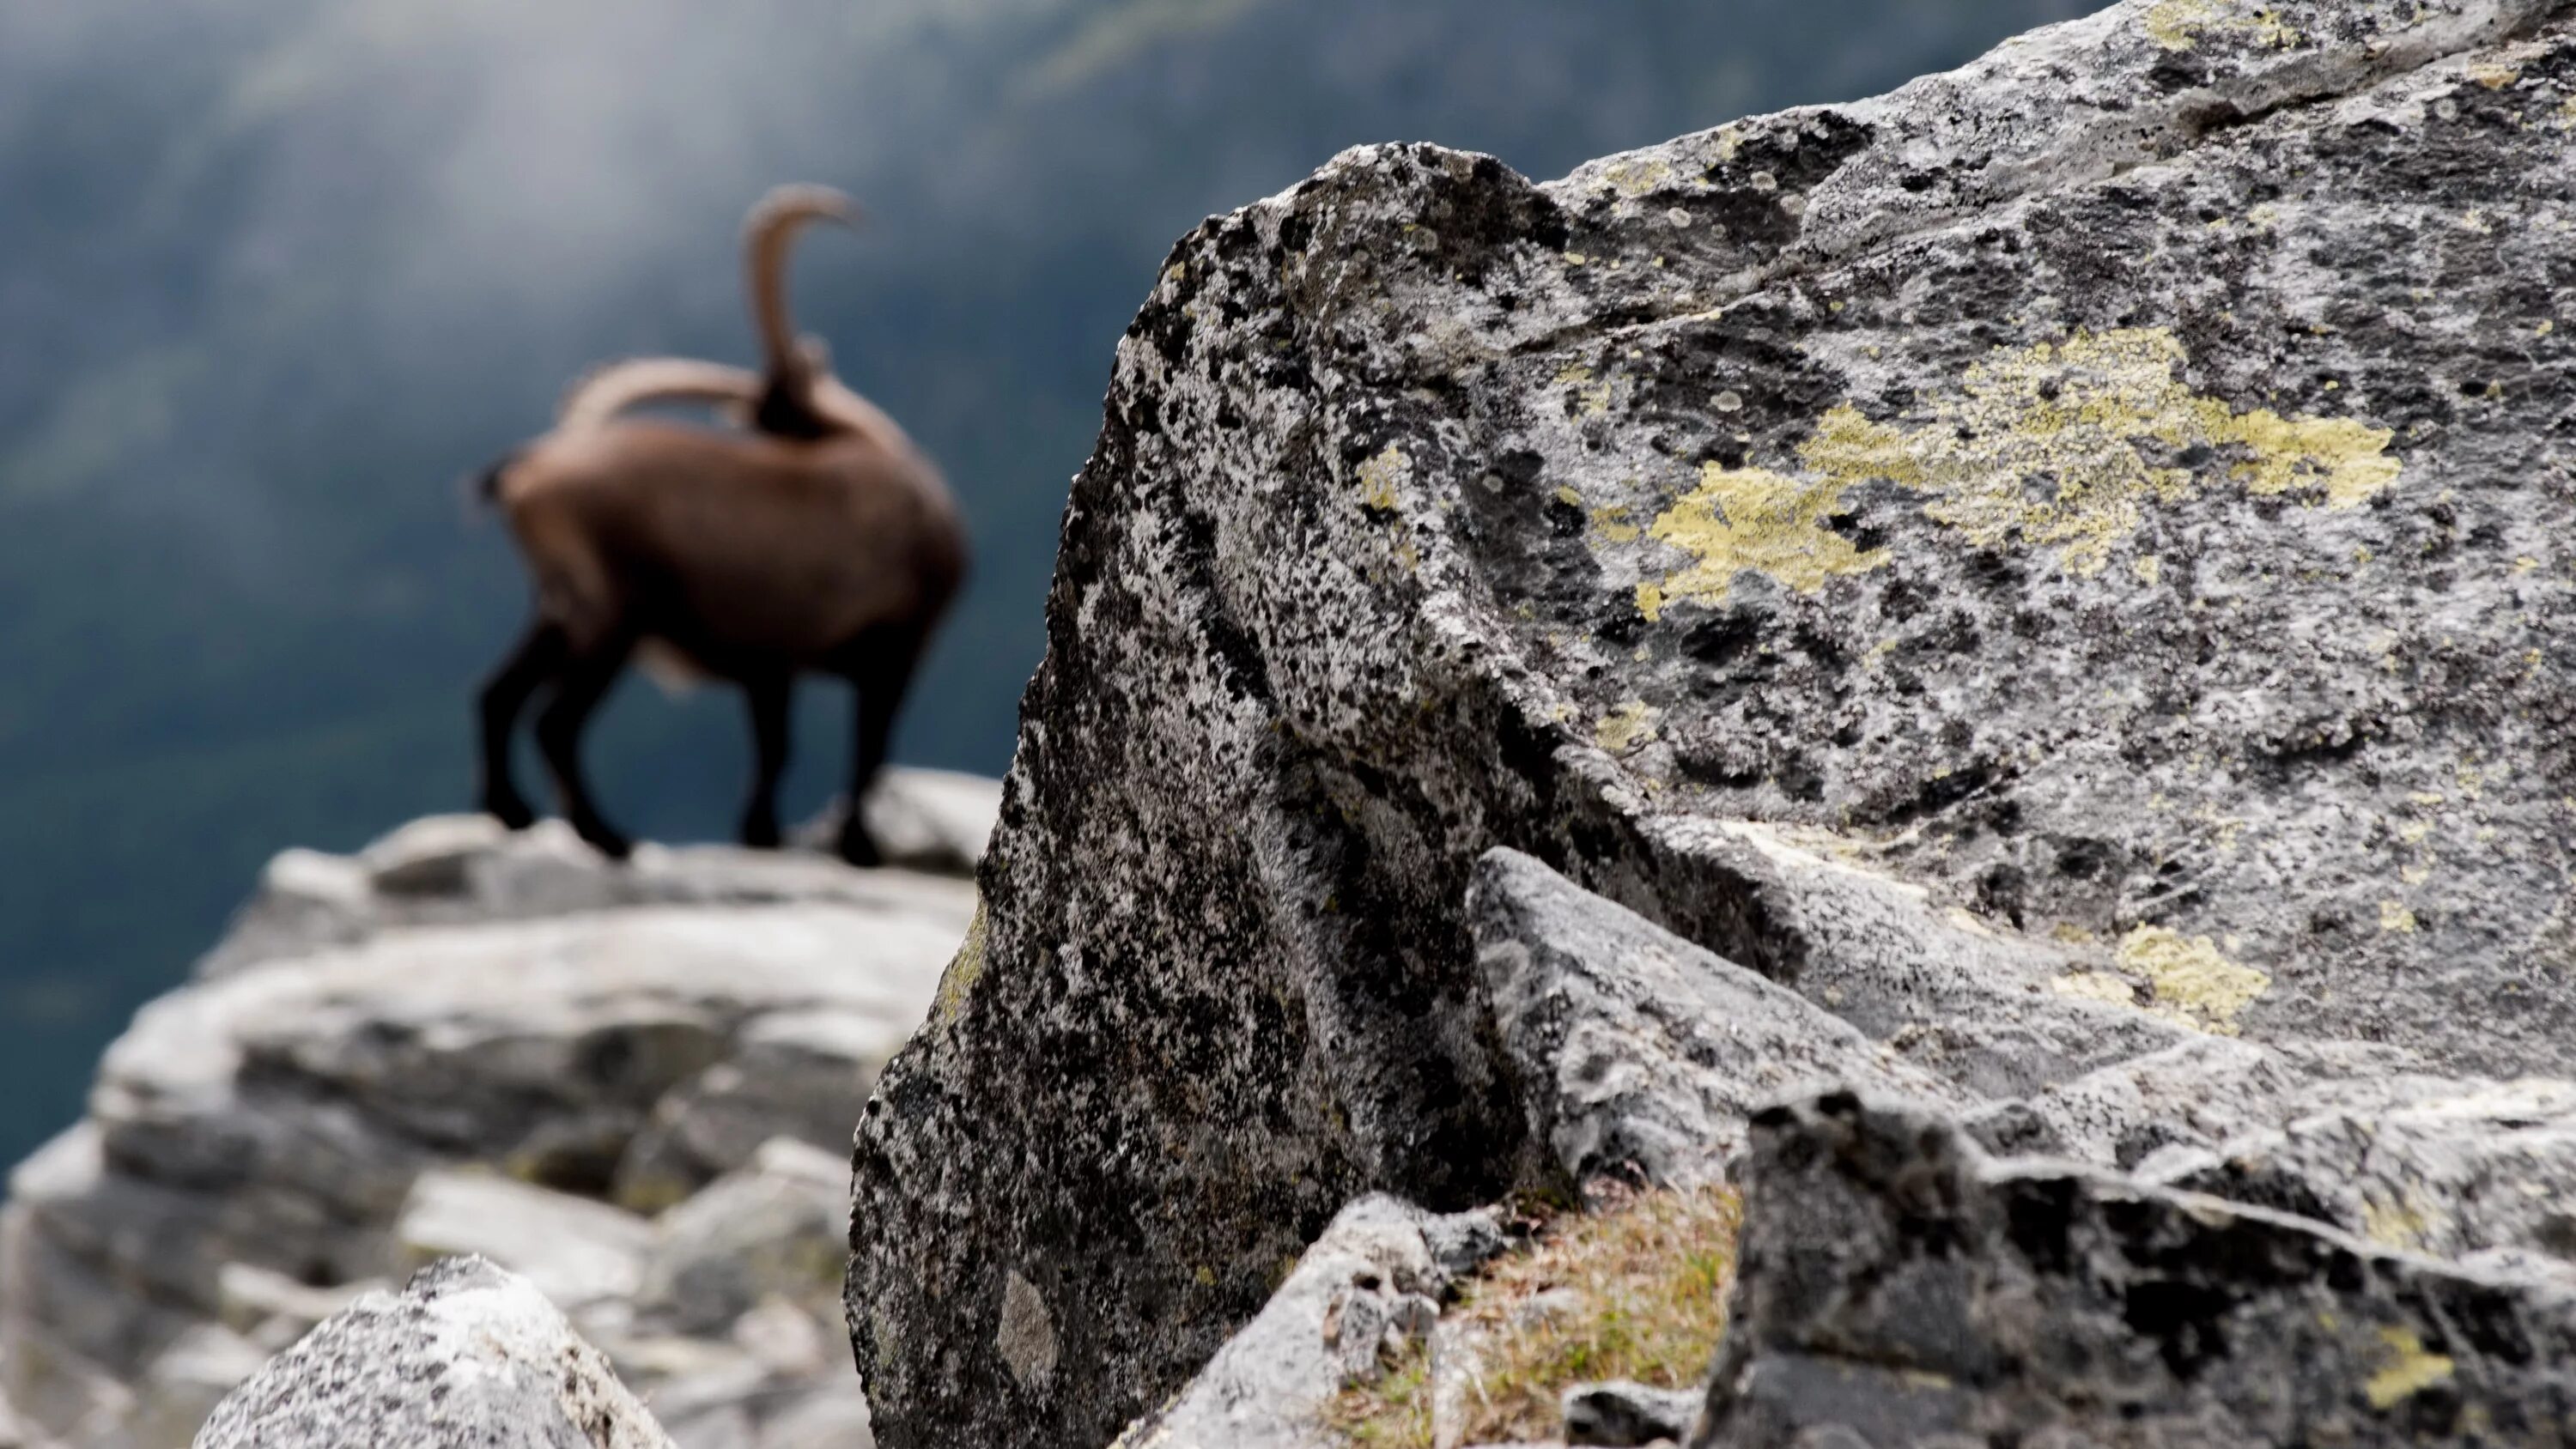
[475,186,966,865]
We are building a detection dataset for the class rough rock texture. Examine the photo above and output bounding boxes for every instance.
[2,779,990,1448]
[192,1257,675,1449]
[1561,1380,1699,1447]
[1124,840,2576,1447]
[1473,846,1977,1189]
[850,3,2576,1444]
[1110,1197,1501,1449]
[1696,1094,2576,1446]
[200,768,992,981]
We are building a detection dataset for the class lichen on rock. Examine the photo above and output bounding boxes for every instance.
[849,3,2576,1445]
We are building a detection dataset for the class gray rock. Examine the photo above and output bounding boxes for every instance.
[1694,1094,2576,1447]
[1563,1379,1699,1447]
[2152,1077,2576,1270]
[125,1326,270,1449]
[1948,1036,2576,1278]
[850,3,2576,1442]
[392,1170,653,1316]
[751,1387,876,1449]
[1473,848,1978,1190]
[197,775,984,985]
[0,805,981,1448]
[212,1264,380,1355]
[191,1257,675,1449]
[636,1139,847,1337]
[617,1011,897,1210]
[1110,1197,1500,1449]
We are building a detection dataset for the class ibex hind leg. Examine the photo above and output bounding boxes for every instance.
[834,629,927,870]
[738,673,793,851]
[535,634,638,861]
[476,621,568,830]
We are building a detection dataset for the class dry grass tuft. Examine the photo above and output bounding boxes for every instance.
[1326,1182,1742,1446]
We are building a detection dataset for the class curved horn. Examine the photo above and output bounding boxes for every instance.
[744,184,860,375]
[557,357,765,429]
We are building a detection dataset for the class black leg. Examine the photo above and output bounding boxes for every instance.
[534,638,635,860]
[738,673,793,850]
[477,621,568,830]
[836,639,923,869]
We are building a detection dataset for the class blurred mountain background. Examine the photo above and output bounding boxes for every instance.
[0,0,2104,1161]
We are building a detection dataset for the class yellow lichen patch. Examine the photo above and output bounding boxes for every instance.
[1357,446,1410,513]
[2050,971,2141,1009]
[2133,555,2163,585]
[1589,505,1641,544]
[1797,329,2401,577]
[2197,398,2403,507]
[1641,462,1889,608]
[2380,900,2420,934]
[1601,155,1674,197]
[2050,922,2099,946]
[2365,1327,2457,1411]
[2117,925,2270,1034]
[2195,803,2247,854]
[1595,700,1662,754]
[2144,0,2296,51]
[2361,1193,2444,1252]
[1620,328,2397,608]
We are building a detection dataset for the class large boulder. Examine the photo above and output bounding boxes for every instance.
[848,1,2576,1444]
[1,801,987,1448]
[191,1257,674,1449]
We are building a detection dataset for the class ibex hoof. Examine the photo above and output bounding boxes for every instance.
[483,796,538,832]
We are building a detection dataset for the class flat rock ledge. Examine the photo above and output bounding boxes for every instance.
[850,1,2576,1443]
[1,772,993,1448]
[193,1257,674,1449]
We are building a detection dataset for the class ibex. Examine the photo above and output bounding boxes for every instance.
[474,185,966,866]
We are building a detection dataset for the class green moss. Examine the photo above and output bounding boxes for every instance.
[930,897,991,1032]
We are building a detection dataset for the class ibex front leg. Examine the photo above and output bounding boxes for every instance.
[477,621,567,830]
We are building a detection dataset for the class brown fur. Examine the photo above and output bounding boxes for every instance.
[474,186,967,864]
